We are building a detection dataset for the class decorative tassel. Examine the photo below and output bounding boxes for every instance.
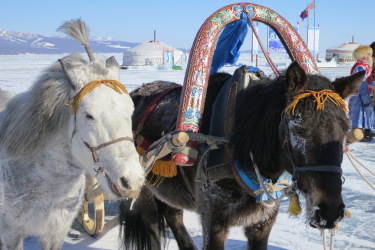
[136,145,146,155]
[136,146,177,178]
[151,161,177,177]
[288,193,302,216]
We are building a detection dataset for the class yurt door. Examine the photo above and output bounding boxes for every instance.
[163,50,173,69]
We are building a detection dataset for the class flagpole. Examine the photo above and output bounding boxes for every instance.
[307,3,309,48]
[313,0,316,58]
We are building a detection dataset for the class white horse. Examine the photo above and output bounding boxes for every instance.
[0,19,145,250]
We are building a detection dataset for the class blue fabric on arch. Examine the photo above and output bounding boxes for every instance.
[210,13,248,74]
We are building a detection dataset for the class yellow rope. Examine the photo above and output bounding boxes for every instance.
[66,80,128,114]
[284,90,347,115]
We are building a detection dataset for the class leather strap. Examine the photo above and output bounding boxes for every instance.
[84,137,134,162]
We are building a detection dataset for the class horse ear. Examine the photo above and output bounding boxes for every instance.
[58,58,77,90]
[285,61,308,94]
[332,71,365,99]
[58,54,90,90]
[106,56,119,69]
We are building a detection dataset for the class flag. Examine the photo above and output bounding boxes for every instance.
[300,9,308,21]
[307,0,315,10]
[300,1,315,21]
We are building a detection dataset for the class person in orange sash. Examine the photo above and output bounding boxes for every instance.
[348,45,374,141]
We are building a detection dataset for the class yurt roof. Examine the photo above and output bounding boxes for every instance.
[128,41,181,53]
[326,41,360,53]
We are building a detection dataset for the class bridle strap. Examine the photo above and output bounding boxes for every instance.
[83,136,134,162]
[280,116,343,176]
[294,165,343,175]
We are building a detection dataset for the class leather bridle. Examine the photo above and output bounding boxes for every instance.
[280,114,343,183]
[68,80,134,174]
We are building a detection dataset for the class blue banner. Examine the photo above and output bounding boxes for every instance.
[268,26,299,53]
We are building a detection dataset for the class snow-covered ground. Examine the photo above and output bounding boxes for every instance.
[1,53,374,250]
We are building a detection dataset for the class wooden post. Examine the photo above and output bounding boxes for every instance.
[346,128,364,144]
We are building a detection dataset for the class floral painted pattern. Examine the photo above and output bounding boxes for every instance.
[177,3,318,134]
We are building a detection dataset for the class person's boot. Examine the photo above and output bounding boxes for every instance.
[361,129,374,142]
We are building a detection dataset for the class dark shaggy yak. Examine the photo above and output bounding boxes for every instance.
[119,62,364,250]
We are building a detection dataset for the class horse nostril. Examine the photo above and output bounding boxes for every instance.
[121,177,130,189]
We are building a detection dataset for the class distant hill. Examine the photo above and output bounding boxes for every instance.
[0,29,140,55]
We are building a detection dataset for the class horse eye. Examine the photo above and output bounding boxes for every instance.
[85,113,94,120]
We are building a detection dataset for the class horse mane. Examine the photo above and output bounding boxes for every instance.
[0,19,107,159]
[230,74,287,175]
[0,55,89,158]
[230,71,335,175]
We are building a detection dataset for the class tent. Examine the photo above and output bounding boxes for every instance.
[122,41,188,69]
[325,41,359,63]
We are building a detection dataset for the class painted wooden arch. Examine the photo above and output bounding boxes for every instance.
[174,3,319,164]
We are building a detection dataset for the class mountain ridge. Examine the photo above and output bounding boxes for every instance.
[0,29,140,55]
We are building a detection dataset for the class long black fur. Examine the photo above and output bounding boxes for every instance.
[230,75,287,176]
[120,194,167,250]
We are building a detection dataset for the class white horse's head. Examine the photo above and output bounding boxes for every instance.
[56,19,145,200]
[61,55,145,200]
[0,19,145,201]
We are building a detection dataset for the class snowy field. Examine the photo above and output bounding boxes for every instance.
[0,53,375,249]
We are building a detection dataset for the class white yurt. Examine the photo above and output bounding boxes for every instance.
[122,41,188,70]
[325,41,360,63]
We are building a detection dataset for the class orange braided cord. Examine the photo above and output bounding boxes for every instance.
[284,90,347,115]
[67,80,128,114]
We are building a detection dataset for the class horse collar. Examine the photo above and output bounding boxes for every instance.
[233,160,293,204]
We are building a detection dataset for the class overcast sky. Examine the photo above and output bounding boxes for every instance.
[1,0,373,52]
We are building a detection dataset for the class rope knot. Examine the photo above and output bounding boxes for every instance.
[254,179,290,196]
[284,89,347,115]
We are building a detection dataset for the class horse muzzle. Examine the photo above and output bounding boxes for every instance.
[308,202,345,229]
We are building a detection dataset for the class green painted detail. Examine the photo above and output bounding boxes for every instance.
[257,8,278,22]
[211,10,231,27]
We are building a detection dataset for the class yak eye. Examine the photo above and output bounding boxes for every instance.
[85,113,94,120]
